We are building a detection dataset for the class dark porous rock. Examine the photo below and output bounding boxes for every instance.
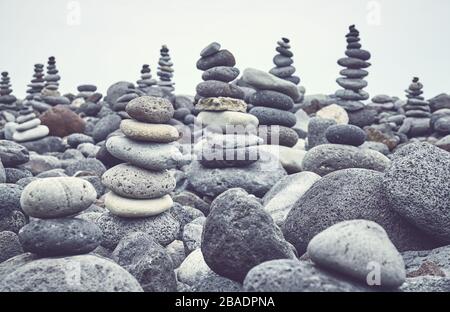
[302,144,390,176]
[197,50,236,71]
[192,275,243,292]
[382,142,450,242]
[250,90,294,111]
[65,158,106,177]
[67,133,95,148]
[96,211,180,249]
[243,259,369,292]
[169,203,204,237]
[201,188,296,282]
[429,93,450,112]
[347,107,377,128]
[202,66,240,82]
[19,218,102,256]
[105,81,135,106]
[0,140,29,167]
[16,177,39,188]
[19,136,65,154]
[0,231,24,263]
[186,153,286,198]
[196,81,244,100]
[0,255,143,292]
[92,114,122,143]
[306,117,336,149]
[325,124,366,146]
[112,232,177,292]
[258,125,299,147]
[81,175,106,198]
[400,276,450,292]
[172,191,210,216]
[0,210,27,234]
[5,168,32,184]
[125,96,174,124]
[39,105,85,137]
[282,168,439,255]
[0,184,23,217]
[249,107,296,128]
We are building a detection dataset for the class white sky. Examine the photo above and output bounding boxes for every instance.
[0,0,449,99]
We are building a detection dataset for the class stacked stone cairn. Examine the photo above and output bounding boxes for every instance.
[25,64,46,100]
[137,64,157,92]
[102,96,181,218]
[5,104,49,142]
[269,37,300,85]
[398,77,432,137]
[0,72,17,111]
[157,45,175,94]
[41,56,70,106]
[335,25,371,113]
[194,42,261,168]
[19,177,102,257]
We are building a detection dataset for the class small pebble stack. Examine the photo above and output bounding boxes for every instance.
[195,42,261,168]
[398,77,432,137]
[137,64,157,92]
[6,106,49,142]
[41,56,70,106]
[335,25,371,112]
[0,72,16,110]
[25,64,46,100]
[157,45,175,93]
[269,37,300,85]
[18,177,102,256]
[102,95,180,217]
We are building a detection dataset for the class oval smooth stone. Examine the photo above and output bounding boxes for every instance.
[196,111,259,132]
[196,50,236,71]
[249,107,297,128]
[120,120,180,143]
[12,125,49,143]
[102,163,176,199]
[104,192,173,218]
[202,67,240,82]
[19,218,102,256]
[196,81,245,100]
[20,177,97,218]
[125,96,174,123]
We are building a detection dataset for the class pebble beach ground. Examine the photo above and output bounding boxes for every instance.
[0,25,450,293]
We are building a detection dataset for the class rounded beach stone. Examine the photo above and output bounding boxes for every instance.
[0,255,143,292]
[196,111,259,131]
[316,104,349,124]
[249,90,294,110]
[200,42,221,57]
[257,125,299,147]
[282,168,439,255]
[104,192,173,218]
[201,188,297,282]
[196,97,247,113]
[102,163,175,199]
[120,119,180,143]
[20,177,97,218]
[106,136,186,170]
[196,49,236,71]
[202,66,240,82]
[0,231,23,263]
[325,124,367,146]
[19,218,102,256]
[12,125,49,143]
[96,211,180,249]
[0,140,30,167]
[196,81,244,100]
[125,96,174,123]
[307,220,406,288]
[249,107,296,127]
[382,142,450,242]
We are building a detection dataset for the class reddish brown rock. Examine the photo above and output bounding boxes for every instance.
[40,105,85,137]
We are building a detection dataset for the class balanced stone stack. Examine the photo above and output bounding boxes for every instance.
[0,72,17,111]
[25,64,46,100]
[247,81,299,148]
[157,45,175,93]
[269,37,300,85]
[102,96,181,218]
[19,177,102,257]
[8,106,49,142]
[41,56,70,106]
[137,64,157,92]
[398,77,432,137]
[335,25,371,113]
[195,42,261,168]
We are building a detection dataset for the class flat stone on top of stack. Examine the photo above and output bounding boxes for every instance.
[269,37,300,85]
[194,42,261,168]
[398,77,432,137]
[18,177,101,257]
[0,71,17,109]
[103,95,181,218]
[137,64,157,92]
[25,64,45,100]
[157,45,175,93]
[335,25,371,112]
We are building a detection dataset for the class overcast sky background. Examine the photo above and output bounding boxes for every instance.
[1,0,449,99]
